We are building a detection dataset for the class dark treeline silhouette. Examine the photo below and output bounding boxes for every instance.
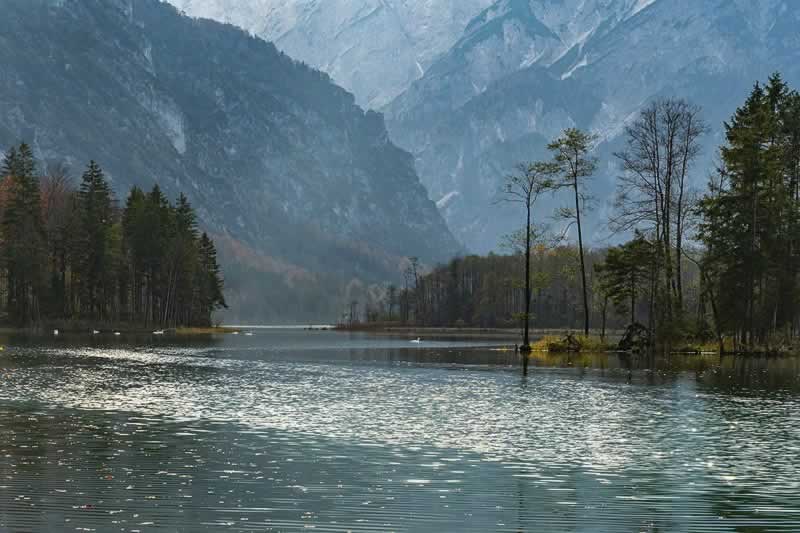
[700,74,800,351]
[392,249,610,330]
[0,144,226,328]
[367,246,700,337]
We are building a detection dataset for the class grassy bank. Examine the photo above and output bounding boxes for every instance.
[527,334,785,356]
[531,334,617,353]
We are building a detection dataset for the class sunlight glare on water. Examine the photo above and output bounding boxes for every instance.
[1,329,800,531]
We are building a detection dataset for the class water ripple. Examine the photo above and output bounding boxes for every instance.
[0,333,799,531]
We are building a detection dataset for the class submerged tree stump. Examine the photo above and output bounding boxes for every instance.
[618,323,651,352]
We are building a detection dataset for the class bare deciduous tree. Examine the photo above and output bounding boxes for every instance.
[612,98,706,344]
[497,162,552,374]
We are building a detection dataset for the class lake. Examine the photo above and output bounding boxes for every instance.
[1,329,799,532]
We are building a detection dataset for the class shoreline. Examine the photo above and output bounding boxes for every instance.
[1,323,796,356]
[334,324,522,339]
[335,325,800,357]
[0,325,241,336]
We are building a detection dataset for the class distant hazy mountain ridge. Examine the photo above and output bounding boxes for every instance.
[385,0,800,251]
[170,0,495,109]
[171,0,800,253]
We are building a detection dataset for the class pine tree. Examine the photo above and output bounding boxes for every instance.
[167,193,199,326]
[700,74,800,348]
[122,186,149,322]
[594,233,654,326]
[76,161,116,319]
[544,128,598,336]
[1,143,46,325]
[139,185,173,326]
[196,232,227,326]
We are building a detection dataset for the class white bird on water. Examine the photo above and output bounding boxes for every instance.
[153,330,165,335]
[53,329,59,336]
[410,338,422,344]
[93,330,100,335]
[114,332,121,336]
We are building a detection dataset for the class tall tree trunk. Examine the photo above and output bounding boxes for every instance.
[574,175,589,336]
[601,295,608,343]
[521,201,532,376]
[748,179,758,347]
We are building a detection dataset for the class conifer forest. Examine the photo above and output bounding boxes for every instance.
[0,144,226,328]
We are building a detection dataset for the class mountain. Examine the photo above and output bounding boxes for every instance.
[169,0,494,109]
[0,0,461,322]
[385,0,800,252]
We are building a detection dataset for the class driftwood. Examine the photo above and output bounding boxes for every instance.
[548,333,582,353]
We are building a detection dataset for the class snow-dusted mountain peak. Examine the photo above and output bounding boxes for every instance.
[169,0,494,108]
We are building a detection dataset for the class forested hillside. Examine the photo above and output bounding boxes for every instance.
[0,0,460,323]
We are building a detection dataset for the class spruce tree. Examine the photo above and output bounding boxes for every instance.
[76,160,115,319]
[122,186,149,322]
[169,193,199,326]
[700,74,800,348]
[134,185,173,326]
[197,232,227,326]
[1,143,46,325]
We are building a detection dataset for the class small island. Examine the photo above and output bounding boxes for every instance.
[346,74,800,362]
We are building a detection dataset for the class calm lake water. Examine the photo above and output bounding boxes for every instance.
[1,329,800,532]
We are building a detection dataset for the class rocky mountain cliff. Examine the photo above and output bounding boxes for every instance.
[0,0,461,321]
[170,0,494,109]
[169,0,800,253]
[385,0,800,252]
